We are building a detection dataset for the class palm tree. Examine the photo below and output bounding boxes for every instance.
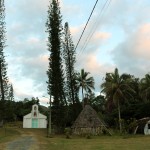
[139,74,150,102]
[75,69,94,107]
[101,68,135,133]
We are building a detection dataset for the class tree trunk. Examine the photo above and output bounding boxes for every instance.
[118,100,122,133]
[82,87,84,108]
[0,60,4,101]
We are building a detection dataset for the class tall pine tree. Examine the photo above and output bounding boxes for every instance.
[9,84,14,101]
[46,0,66,132]
[0,0,9,121]
[63,22,79,104]
[63,22,81,122]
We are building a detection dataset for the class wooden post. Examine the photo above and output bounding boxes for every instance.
[48,94,52,137]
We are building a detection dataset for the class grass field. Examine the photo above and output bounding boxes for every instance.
[0,127,21,149]
[0,128,20,142]
[0,127,150,150]
[43,134,150,150]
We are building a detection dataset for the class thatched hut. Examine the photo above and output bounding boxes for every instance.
[134,117,150,135]
[72,105,109,135]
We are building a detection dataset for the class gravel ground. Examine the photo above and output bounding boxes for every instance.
[6,135,39,150]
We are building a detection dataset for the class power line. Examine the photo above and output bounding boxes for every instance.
[74,0,99,52]
[78,0,111,58]
[76,0,111,68]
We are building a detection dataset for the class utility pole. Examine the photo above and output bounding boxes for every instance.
[43,95,52,137]
[48,94,52,137]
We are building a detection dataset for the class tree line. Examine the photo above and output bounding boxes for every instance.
[100,68,150,133]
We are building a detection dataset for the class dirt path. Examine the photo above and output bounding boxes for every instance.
[5,130,39,150]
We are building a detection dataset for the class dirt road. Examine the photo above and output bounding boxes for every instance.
[5,130,39,150]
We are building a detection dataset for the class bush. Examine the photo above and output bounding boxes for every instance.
[86,133,92,139]
[64,128,72,139]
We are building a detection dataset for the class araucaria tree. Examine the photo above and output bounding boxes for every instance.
[9,84,14,101]
[46,0,66,132]
[0,0,9,120]
[63,22,78,105]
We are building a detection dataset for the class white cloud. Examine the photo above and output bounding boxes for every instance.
[112,23,150,77]
[4,0,150,100]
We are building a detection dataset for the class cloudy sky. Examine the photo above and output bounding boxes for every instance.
[4,0,150,105]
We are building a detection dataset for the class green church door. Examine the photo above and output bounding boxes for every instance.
[32,119,38,128]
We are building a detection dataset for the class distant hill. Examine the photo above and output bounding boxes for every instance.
[39,105,49,114]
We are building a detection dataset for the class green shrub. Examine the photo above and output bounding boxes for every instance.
[64,128,71,139]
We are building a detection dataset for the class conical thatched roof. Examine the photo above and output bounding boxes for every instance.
[72,105,105,128]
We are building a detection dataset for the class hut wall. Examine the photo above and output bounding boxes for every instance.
[72,126,104,135]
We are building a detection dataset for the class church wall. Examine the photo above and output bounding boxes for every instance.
[23,104,47,128]
[39,118,47,128]
[23,117,32,128]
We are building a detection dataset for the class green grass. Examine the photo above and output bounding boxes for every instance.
[1,127,150,150]
[0,127,21,149]
[41,135,150,150]
[0,128,20,142]
[33,129,150,150]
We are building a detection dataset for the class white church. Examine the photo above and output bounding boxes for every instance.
[23,104,47,128]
